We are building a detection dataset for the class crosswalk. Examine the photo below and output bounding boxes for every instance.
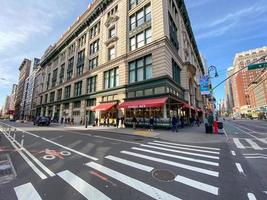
[13,140,221,200]
[233,138,265,150]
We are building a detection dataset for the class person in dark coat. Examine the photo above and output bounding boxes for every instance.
[121,116,125,127]
[132,116,137,129]
[172,115,178,132]
[116,117,120,128]
[149,116,154,131]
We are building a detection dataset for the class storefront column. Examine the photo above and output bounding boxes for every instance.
[52,105,56,120]
[80,100,86,125]
[69,103,73,118]
[41,107,44,116]
[163,104,167,119]
[45,107,49,116]
[59,104,64,120]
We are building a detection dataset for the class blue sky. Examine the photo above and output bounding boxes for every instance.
[0,0,267,107]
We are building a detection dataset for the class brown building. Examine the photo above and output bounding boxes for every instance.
[37,0,205,128]
[14,59,31,120]
[231,46,267,115]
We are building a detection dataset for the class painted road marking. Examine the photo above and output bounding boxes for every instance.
[245,156,267,159]
[231,151,236,156]
[121,150,219,177]
[140,144,219,159]
[105,155,154,172]
[58,170,111,200]
[235,163,244,174]
[1,130,47,179]
[245,139,263,150]
[148,142,220,154]
[247,193,257,200]
[41,137,98,161]
[233,138,245,149]
[86,162,182,200]
[132,147,219,166]
[175,175,218,195]
[14,182,42,200]
[153,140,220,151]
[243,153,267,156]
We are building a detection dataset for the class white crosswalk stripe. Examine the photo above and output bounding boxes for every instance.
[132,147,219,166]
[233,138,263,150]
[86,162,182,200]
[121,150,219,177]
[140,144,219,159]
[153,140,220,151]
[147,142,220,154]
[58,170,111,200]
[14,182,42,200]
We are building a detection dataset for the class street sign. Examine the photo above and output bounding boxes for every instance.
[200,75,210,95]
[248,62,267,70]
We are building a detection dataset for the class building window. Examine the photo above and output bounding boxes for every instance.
[45,94,48,103]
[129,55,152,83]
[64,103,69,109]
[172,59,181,85]
[64,85,71,99]
[108,26,116,38]
[46,73,51,90]
[49,92,55,103]
[76,64,84,77]
[130,28,151,51]
[67,57,74,80]
[169,13,179,50]
[74,81,82,97]
[73,101,81,108]
[59,64,65,83]
[104,67,119,89]
[89,56,98,70]
[87,76,97,93]
[78,34,87,48]
[87,99,96,107]
[107,5,118,17]
[68,43,75,56]
[129,4,151,31]
[89,22,100,39]
[77,49,85,64]
[90,39,99,55]
[52,68,58,87]
[129,0,139,10]
[108,46,115,60]
[57,89,62,101]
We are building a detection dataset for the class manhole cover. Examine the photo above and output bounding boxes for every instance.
[0,154,17,184]
[152,169,175,182]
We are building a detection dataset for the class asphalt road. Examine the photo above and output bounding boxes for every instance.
[0,120,266,200]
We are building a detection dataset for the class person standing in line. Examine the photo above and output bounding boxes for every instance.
[132,115,137,129]
[121,116,125,128]
[149,116,154,131]
[116,116,120,128]
[172,115,178,132]
[71,117,74,125]
[95,117,99,127]
[180,116,184,128]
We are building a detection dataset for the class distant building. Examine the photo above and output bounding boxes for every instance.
[14,59,31,120]
[20,58,40,120]
[231,46,267,115]
[225,67,235,114]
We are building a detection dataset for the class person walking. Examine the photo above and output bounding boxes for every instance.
[172,115,178,132]
[180,116,184,128]
[132,116,137,129]
[149,116,154,131]
[196,116,200,127]
[121,116,125,128]
[95,117,99,127]
[116,117,120,128]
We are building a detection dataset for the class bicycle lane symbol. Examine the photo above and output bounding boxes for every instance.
[41,149,72,160]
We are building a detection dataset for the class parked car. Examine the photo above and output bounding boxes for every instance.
[34,116,50,126]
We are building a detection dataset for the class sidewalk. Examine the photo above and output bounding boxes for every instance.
[66,124,226,144]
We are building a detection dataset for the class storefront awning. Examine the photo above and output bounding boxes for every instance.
[182,103,195,110]
[118,97,168,109]
[91,102,117,112]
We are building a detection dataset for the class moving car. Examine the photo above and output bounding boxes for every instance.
[34,116,50,126]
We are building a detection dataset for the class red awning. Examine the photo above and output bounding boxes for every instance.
[182,103,195,110]
[118,97,168,109]
[91,102,117,112]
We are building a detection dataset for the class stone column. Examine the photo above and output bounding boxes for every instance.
[59,104,64,121]
[69,102,73,118]
[163,103,167,119]
[52,105,56,120]
[80,100,86,125]
[45,106,49,116]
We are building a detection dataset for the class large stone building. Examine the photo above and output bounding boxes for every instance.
[225,67,235,114]
[37,0,205,127]
[2,84,17,119]
[14,59,31,120]
[231,46,267,115]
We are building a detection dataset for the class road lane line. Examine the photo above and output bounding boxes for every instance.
[105,155,154,172]
[58,170,111,200]
[175,175,218,195]
[153,141,220,151]
[245,156,267,159]
[245,139,263,150]
[41,137,98,161]
[235,163,244,174]
[147,142,219,154]
[247,193,257,200]
[140,144,219,159]
[233,138,245,149]
[1,130,47,179]
[132,147,219,166]
[121,151,219,177]
[14,182,42,200]
[231,151,236,156]
[86,162,182,200]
